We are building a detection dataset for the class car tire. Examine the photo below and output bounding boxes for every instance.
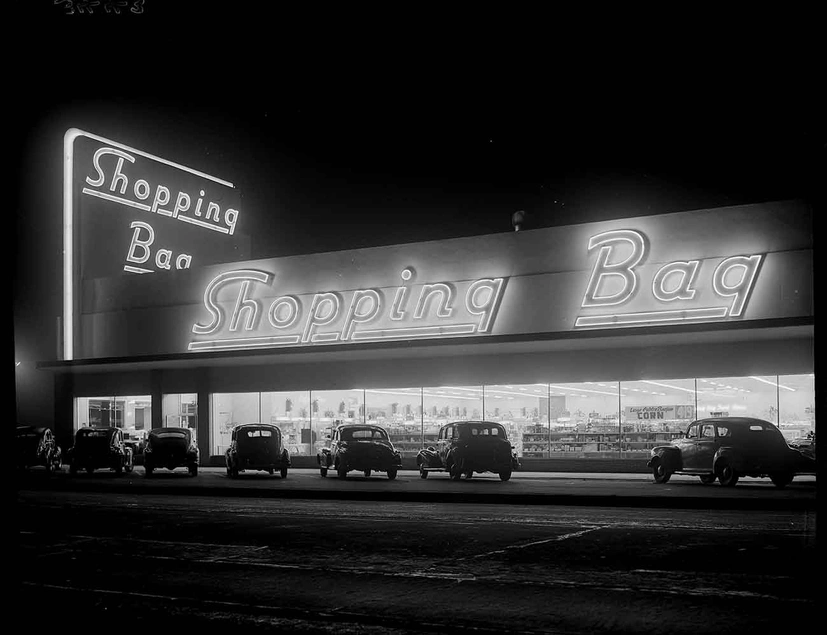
[769,472,794,488]
[652,463,671,484]
[320,467,328,477]
[268,468,274,475]
[337,463,348,479]
[115,464,123,475]
[226,465,232,477]
[449,463,462,481]
[364,469,372,478]
[86,466,95,475]
[699,474,716,484]
[716,461,739,487]
[499,470,512,481]
[465,471,473,479]
[387,468,397,480]
[280,467,288,479]
[145,465,154,477]
[189,465,198,477]
[69,463,77,476]
[231,466,239,479]
[419,468,428,479]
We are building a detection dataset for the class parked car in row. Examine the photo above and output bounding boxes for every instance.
[226,423,291,478]
[417,420,521,481]
[647,417,816,488]
[318,423,402,479]
[144,427,199,477]
[67,427,134,475]
[16,425,62,474]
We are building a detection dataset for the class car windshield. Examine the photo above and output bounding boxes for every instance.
[342,428,388,441]
[459,423,505,439]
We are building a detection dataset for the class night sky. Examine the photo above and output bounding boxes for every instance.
[11,3,823,424]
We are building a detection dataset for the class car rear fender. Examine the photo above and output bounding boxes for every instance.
[416,447,440,468]
[713,446,740,472]
[648,446,681,471]
[319,449,331,467]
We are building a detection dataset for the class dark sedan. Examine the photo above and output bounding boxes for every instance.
[318,424,402,479]
[647,417,816,488]
[66,427,134,475]
[417,420,520,481]
[144,427,199,477]
[16,425,62,474]
[226,423,291,478]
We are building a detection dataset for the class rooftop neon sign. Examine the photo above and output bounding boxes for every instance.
[187,267,507,352]
[574,229,763,329]
[63,128,245,360]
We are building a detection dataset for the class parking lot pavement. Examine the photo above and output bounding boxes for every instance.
[16,467,816,511]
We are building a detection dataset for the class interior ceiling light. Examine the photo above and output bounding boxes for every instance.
[749,376,796,391]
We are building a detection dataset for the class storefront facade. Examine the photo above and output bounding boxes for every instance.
[41,198,815,466]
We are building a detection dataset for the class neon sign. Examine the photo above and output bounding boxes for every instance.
[84,146,240,236]
[574,229,763,328]
[64,128,248,360]
[187,267,507,352]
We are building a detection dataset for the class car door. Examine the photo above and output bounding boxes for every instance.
[693,423,718,471]
[680,422,701,469]
[330,429,341,464]
[438,425,452,465]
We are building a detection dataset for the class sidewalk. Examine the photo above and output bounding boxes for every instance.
[17,467,817,512]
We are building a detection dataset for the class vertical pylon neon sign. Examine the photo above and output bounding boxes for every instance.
[574,229,763,328]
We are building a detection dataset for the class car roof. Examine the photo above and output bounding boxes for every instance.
[337,423,383,429]
[17,425,48,433]
[692,417,776,427]
[148,427,190,434]
[443,420,504,427]
[234,423,279,430]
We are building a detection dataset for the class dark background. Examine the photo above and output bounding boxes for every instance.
[11,2,823,426]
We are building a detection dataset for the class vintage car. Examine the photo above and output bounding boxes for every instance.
[318,423,402,479]
[647,417,817,488]
[226,423,291,478]
[66,426,134,475]
[16,425,62,473]
[143,427,199,477]
[417,420,520,481]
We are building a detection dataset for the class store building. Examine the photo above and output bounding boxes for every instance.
[38,143,815,468]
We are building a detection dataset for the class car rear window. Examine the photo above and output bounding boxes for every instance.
[244,430,272,438]
[153,431,188,439]
[347,429,388,440]
[462,425,503,437]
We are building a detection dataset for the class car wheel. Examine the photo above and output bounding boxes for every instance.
[280,467,288,479]
[226,465,232,477]
[770,472,794,488]
[189,465,198,477]
[363,469,372,478]
[387,468,397,480]
[499,470,512,482]
[230,466,239,479]
[86,466,95,475]
[699,474,716,484]
[465,471,473,479]
[449,462,462,481]
[337,463,348,479]
[145,465,154,477]
[115,464,123,475]
[419,468,428,479]
[716,461,739,487]
[69,463,78,476]
[45,460,53,474]
[652,463,671,484]
[320,467,328,477]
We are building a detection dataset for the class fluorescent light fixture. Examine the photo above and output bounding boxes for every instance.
[640,380,705,395]
[749,376,796,392]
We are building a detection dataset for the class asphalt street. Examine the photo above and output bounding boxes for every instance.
[16,469,818,634]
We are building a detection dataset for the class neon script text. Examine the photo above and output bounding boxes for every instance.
[575,229,762,328]
[188,267,506,352]
[83,147,239,235]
